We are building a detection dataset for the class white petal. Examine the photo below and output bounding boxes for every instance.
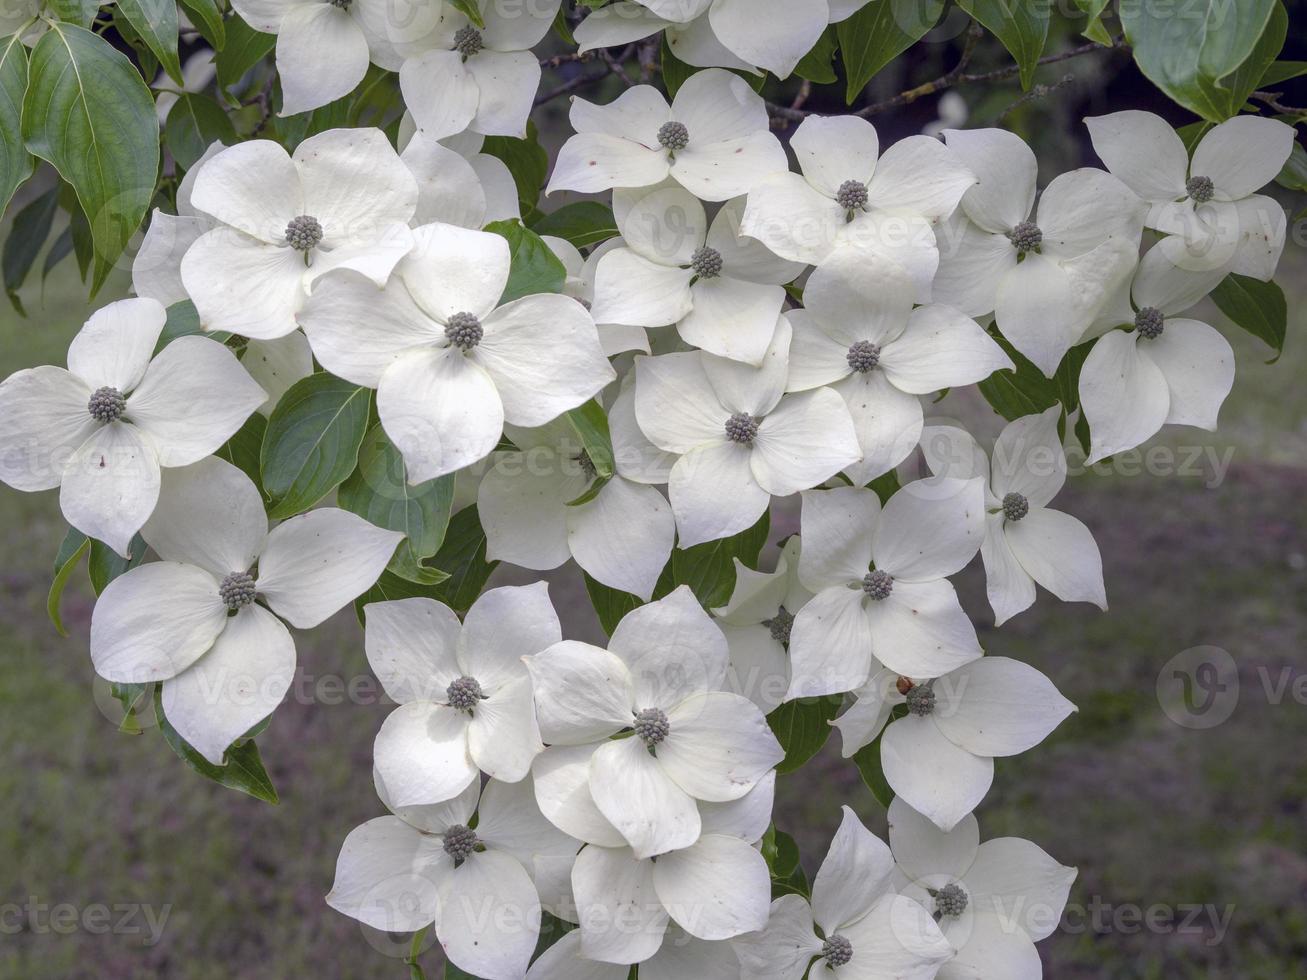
[474,776,579,920]
[570,84,670,140]
[797,486,877,591]
[641,927,742,980]
[468,675,544,784]
[593,249,695,327]
[609,585,730,707]
[399,50,479,141]
[476,295,616,426]
[964,836,1076,941]
[479,450,576,571]
[803,245,915,347]
[867,134,976,222]
[652,833,771,940]
[944,127,1036,233]
[919,424,990,486]
[188,139,301,241]
[180,229,307,339]
[991,254,1077,378]
[59,422,160,555]
[1143,318,1234,429]
[672,130,789,202]
[1079,330,1169,463]
[980,517,1037,627]
[68,297,167,392]
[547,132,669,195]
[934,656,1075,758]
[881,714,993,831]
[466,50,540,138]
[364,597,464,703]
[403,132,487,227]
[89,562,227,682]
[161,603,295,764]
[532,743,627,848]
[838,893,953,979]
[811,804,895,933]
[257,508,403,628]
[739,172,843,265]
[831,672,897,757]
[379,348,504,481]
[325,816,447,931]
[834,371,923,486]
[680,277,785,366]
[932,217,1015,317]
[275,4,369,116]
[373,701,477,807]
[615,182,706,266]
[611,378,677,484]
[127,337,266,467]
[669,442,769,548]
[698,768,775,842]
[707,197,806,285]
[142,456,267,578]
[575,2,671,53]
[569,477,676,601]
[722,625,789,713]
[787,587,874,699]
[436,850,540,980]
[461,581,563,688]
[1005,508,1107,611]
[0,366,97,491]
[873,476,985,582]
[867,579,982,679]
[658,691,782,802]
[702,316,790,416]
[480,0,559,49]
[590,736,701,859]
[881,304,1012,394]
[791,114,878,198]
[937,912,1042,979]
[838,210,940,304]
[1226,194,1287,281]
[989,405,1065,507]
[572,845,669,964]
[708,0,824,77]
[1036,168,1144,259]
[732,894,823,980]
[401,222,510,321]
[1192,115,1295,201]
[1131,243,1226,314]
[132,212,208,308]
[751,389,861,496]
[887,794,979,882]
[1083,110,1188,203]
[524,640,636,745]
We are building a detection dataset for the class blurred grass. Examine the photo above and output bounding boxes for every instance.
[0,211,1304,978]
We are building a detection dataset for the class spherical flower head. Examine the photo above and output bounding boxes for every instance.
[905,683,936,717]
[846,340,881,373]
[1001,491,1029,522]
[442,824,479,864]
[861,569,893,600]
[690,245,723,279]
[87,385,126,423]
[633,706,669,747]
[1007,220,1042,254]
[1186,175,1215,204]
[725,412,760,445]
[1134,306,1165,340]
[454,25,483,58]
[822,934,853,967]
[284,214,323,252]
[766,607,794,645]
[219,570,257,610]
[934,882,968,918]
[446,675,484,712]
[445,311,483,351]
[835,180,868,213]
[657,120,689,152]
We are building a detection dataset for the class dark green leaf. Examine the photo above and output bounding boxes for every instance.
[768,696,842,774]
[215,16,276,98]
[566,399,615,479]
[482,124,548,213]
[852,731,894,808]
[446,0,484,28]
[977,331,1060,420]
[837,0,945,103]
[1259,59,1307,87]
[865,468,900,504]
[48,527,90,636]
[960,0,1050,90]
[22,24,160,292]
[530,201,618,248]
[1054,341,1093,414]
[155,695,280,804]
[485,219,567,303]
[795,26,838,84]
[429,505,499,613]
[156,298,233,351]
[47,0,99,27]
[165,93,238,170]
[0,35,34,217]
[88,534,148,595]
[217,412,269,495]
[179,0,226,49]
[1277,141,1307,191]
[1189,1,1286,122]
[583,572,644,636]
[260,372,372,519]
[3,184,58,313]
[116,0,184,84]
[1210,273,1287,362]
[660,510,769,608]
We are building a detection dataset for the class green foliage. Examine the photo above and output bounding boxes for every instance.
[1210,273,1288,363]
[88,534,148,594]
[959,0,1050,90]
[165,94,238,171]
[836,0,945,103]
[155,694,281,804]
[530,201,618,248]
[977,331,1061,420]
[0,35,32,217]
[566,400,616,480]
[2,183,57,313]
[485,219,568,303]
[47,528,89,637]
[216,16,277,100]
[116,0,184,85]
[768,696,843,774]
[482,124,549,214]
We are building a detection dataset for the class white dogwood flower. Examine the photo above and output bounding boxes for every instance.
[887,797,1077,976]
[933,127,1145,376]
[575,0,873,79]
[524,587,783,859]
[921,407,1107,625]
[787,480,985,699]
[397,0,562,140]
[634,319,862,547]
[299,222,615,481]
[328,775,579,980]
[1085,110,1293,278]
[1078,253,1236,464]
[478,417,675,601]
[0,298,265,554]
[711,536,812,713]
[591,185,803,365]
[89,456,401,762]
[180,128,418,339]
[787,246,1014,484]
[833,657,1076,830]
[741,115,975,294]
[733,806,952,980]
[368,583,559,806]
[547,69,788,201]
[539,234,651,358]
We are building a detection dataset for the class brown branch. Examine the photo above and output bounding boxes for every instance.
[1250,90,1307,118]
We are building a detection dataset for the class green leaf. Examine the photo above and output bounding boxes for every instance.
[179,0,226,50]
[761,826,809,897]
[795,26,838,84]
[3,184,58,314]
[155,695,280,804]
[215,15,276,99]
[1259,59,1307,87]
[530,201,618,248]
[1054,341,1093,414]
[354,569,450,625]
[445,0,485,28]
[852,730,894,808]
[1277,141,1307,191]
[156,298,232,351]
[116,0,184,84]
[661,510,769,608]
[47,0,100,27]
[165,93,238,171]
[566,399,615,479]
[338,425,456,560]
[959,0,1050,90]
[481,124,548,213]
[59,181,93,280]
[485,219,567,303]
[429,505,498,613]
[837,0,945,103]
[583,573,644,636]
[88,534,148,595]
[1190,1,1287,121]
[22,24,160,292]
[260,372,371,519]
[0,35,33,218]
[1210,273,1287,363]
[1121,0,1278,121]
[47,528,90,637]
[217,412,269,495]
[977,332,1060,420]
[385,548,452,586]
[768,696,842,774]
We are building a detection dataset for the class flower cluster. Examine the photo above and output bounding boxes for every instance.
[0,4,1297,979]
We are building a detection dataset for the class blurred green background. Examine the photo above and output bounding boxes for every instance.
[3,20,1307,978]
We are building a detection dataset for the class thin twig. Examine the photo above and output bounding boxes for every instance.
[1250,90,1307,118]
